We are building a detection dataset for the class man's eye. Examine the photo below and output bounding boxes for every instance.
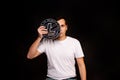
[61,25,64,27]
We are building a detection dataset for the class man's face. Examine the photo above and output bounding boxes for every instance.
[57,19,68,38]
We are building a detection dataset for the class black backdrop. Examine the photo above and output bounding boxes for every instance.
[8,0,119,80]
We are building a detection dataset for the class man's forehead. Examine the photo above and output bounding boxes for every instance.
[57,19,66,23]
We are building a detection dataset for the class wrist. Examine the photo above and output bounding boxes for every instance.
[38,34,43,38]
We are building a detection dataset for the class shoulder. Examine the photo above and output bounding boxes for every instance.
[67,36,80,42]
[41,38,54,44]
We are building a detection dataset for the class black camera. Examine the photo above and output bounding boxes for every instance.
[40,18,60,39]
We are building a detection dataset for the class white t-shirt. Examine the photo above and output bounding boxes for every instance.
[37,36,84,80]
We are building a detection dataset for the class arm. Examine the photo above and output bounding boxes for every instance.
[27,26,48,59]
[76,57,87,80]
[27,37,42,59]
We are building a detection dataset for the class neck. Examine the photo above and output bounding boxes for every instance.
[58,35,67,41]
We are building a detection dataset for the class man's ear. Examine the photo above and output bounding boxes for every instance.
[66,25,68,31]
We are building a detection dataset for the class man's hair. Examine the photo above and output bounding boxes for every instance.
[41,11,68,24]
[53,13,69,25]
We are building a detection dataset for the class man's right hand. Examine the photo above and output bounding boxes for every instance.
[37,26,48,38]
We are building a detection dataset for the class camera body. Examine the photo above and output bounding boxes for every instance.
[40,18,60,40]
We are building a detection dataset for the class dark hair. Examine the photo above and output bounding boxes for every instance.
[53,14,69,25]
[39,11,71,28]
[41,11,68,24]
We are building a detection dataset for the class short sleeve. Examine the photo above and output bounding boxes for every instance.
[74,39,84,58]
[37,40,46,53]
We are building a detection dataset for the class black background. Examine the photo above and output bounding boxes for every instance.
[7,0,119,80]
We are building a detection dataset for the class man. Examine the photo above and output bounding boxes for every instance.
[27,17,86,80]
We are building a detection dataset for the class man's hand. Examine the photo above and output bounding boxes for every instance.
[37,26,48,38]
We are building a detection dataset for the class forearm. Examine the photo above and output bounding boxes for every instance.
[78,63,86,80]
[27,37,42,59]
